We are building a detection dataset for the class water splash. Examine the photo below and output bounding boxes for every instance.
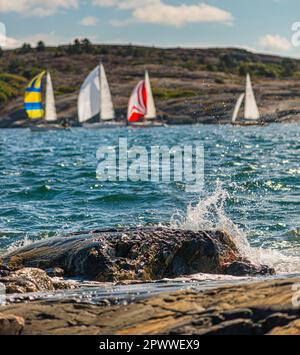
[171,181,300,274]
[5,235,33,254]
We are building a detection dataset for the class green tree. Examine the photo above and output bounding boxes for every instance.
[20,43,32,54]
[36,41,46,52]
[218,54,237,72]
[0,46,3,58]
[81,38,92,53]
[281,58,298,77]
[71,39,82,54]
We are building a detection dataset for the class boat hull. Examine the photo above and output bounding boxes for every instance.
[83,121,126,129]
[29,124,70,132]
[231,122,261,126]
[128,120,167,128]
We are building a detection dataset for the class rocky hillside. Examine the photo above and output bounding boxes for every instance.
[1,41,300,127]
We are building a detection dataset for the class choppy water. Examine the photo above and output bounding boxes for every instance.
[0,124,299,275]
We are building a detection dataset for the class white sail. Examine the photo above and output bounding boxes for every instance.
[244,73,260,120]
[78,66,100,123]
[45,72,57,122]
[100,63,115,121]
[232,93,245,123]
[145,70,157,119]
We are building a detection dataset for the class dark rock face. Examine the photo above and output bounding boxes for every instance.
[1,228,275,281]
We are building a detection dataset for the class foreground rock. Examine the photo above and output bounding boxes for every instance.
[0,277,299,335]
[0,268,54,294]
[0,266,80,294]
[0,313,25,335]
[1,228,274,282]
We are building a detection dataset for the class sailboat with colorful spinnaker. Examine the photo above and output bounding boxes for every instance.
[24,71,64,130]
[231,73,265,126]
[127,71,164,127]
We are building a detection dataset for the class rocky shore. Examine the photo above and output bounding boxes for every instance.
[1,227,298,335]
[0,277,299,335]
[1,228,274,285]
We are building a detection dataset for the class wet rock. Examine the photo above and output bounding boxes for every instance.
[52,278,80,291]
[1,228,275,281]
[0,264,14,277]
[224,261,275,276]
[45,267,65,278]
[0,313,25,335]
[0,268,54,294]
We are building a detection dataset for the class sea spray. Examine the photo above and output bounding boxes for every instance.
[170,181,300,274]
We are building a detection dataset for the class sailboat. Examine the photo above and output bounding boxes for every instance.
[78,62,122,128]
[231,73,262,126]
[24,71,61,130]
[128,71,163,127]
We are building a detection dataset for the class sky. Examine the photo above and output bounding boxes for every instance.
[0,0,300,57]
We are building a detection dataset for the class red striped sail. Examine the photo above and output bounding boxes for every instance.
[127,80,147,122]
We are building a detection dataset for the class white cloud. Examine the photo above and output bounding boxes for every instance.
[4,32,65,49]
[93,0,233,27]
[0,0,78,17]
[134,2,233,27]
[80,16,98,26]
[258,34,291,52]
[92,0,154,9]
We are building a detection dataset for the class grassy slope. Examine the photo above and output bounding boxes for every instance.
[0,44,300,125]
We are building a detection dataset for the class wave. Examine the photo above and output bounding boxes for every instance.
[170,181,300,274]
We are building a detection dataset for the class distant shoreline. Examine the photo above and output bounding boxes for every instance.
[1,45,300,128]
[0,114,299,129]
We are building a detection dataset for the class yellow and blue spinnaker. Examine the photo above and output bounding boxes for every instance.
[24,71,46,119]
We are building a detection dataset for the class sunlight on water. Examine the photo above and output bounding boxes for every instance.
[0,124,299,276]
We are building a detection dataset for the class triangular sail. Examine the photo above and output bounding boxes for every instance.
[24,71,46,119]
[145,71,156,119]
[128,80,147,122]
[244,73,260,120]
[45,72,57,122]
[100,63,115,121]
[78,66,100,123]
[232,93,245,123]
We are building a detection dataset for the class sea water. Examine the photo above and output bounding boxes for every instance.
[0,124,299,285]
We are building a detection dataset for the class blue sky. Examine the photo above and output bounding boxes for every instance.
[0,0,299,57]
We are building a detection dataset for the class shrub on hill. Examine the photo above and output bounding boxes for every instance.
[0,73,27,104]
